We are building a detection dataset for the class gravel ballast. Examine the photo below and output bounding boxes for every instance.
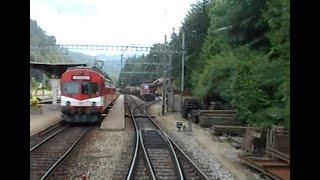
[47,118,135,179]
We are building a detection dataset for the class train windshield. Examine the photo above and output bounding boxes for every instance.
[81,82,99,95]
[62,82,80,94]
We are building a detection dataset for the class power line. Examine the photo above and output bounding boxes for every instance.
[104,62,170,66]
[30,44,183,54]
[47,0,62,15]
[120,71,158,74]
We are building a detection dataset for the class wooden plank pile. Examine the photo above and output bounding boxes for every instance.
[196,109,249,137]
[266,125,290,163]
[241,127,267,155]
[211,125,248,136]
[198,110,240,127]
[238,126,290,180]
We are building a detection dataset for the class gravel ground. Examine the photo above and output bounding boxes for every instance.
[149,102,265,180]
[169,131,235,179]
[158,120,234,180]
[47,117,135,180]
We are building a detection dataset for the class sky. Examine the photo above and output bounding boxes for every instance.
[30,0,198,56]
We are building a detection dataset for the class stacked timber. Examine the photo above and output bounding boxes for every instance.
[211,125,248,136]
[241,128,267,155]
[266,125,290,163]
[238,126,290,180]
[198,110,240,127]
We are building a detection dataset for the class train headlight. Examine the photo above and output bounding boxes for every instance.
[91,102,96,106]
[66,101,70,107]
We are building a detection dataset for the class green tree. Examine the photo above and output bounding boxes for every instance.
[187,0,289,128]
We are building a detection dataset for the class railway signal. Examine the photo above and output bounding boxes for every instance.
[176,121,183,131]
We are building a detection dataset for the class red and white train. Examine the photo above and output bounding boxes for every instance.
[60,66,116,123]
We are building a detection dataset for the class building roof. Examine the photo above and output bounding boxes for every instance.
[30,62,87,78]
[152,77,171,85]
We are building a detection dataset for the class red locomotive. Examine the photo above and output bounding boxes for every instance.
[60,66,116,123]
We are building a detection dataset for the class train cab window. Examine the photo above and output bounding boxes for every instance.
[82,82,99,95]
[62,82,80,94]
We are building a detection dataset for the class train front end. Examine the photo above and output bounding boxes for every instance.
[60,68,105,123]
[140,83,156,101]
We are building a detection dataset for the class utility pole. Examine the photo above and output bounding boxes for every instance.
[181,30,185,110]
[167,53,172,112]
[120,54,123,66]
[162,34,167,115]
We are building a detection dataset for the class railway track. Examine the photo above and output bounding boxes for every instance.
[30,126,91,180]
[126,95,209,180]
[30,122,66,151]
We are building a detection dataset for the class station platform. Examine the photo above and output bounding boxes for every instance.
[30,104,62,136]
[100,94,125,131]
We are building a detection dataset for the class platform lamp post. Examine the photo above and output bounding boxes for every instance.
[162,34,168,115]
[50,74,59,106]
[153,54,157,80]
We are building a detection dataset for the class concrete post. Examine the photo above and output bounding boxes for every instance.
[50,79,60,105]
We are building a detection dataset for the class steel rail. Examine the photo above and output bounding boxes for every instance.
[140,100,210,179]
[126,96,157,180]
[40,127,91,180]
[137,105,184,180]
[125,103,140,179]
[30,126,68,152]
[139,130,157,180]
